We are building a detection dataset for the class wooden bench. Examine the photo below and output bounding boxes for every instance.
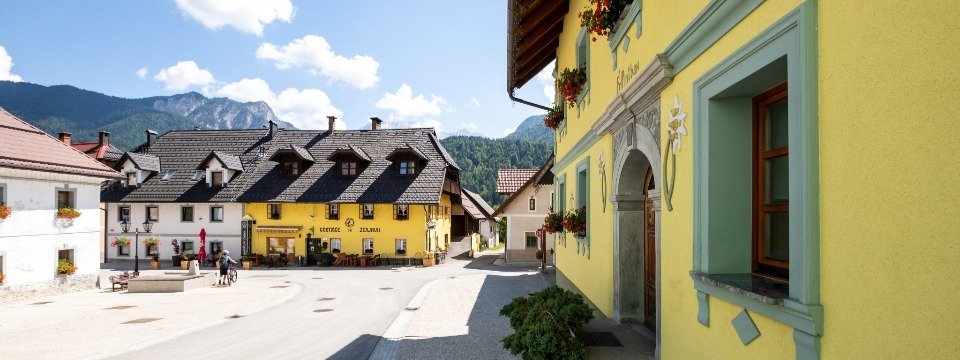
[109,272,134,291]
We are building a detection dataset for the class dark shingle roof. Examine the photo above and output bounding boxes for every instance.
[200,151,244,172]
[117,152,161,172]
[463,189,495,218]
[386,144,428,162]
[102,128,459,204]
[0,107,123,179]
[429,132,460,171]
[102,129,271,202]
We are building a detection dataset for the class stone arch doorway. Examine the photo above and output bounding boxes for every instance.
[612,114,662,336]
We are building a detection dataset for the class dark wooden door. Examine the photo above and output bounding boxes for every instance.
[643,167,657,331]
[451,215,466,236]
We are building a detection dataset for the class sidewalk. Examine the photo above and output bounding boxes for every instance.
[0,269,301,360]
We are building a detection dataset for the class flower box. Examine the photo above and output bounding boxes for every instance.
[544,106,564,130]
[578,0,632,41]
[557,67,587,108]
[563,206,587,239]
[544,208,565,234]
[57,259,77,275]
[110,237,131,248]
[0,203,11,220]
[56,207,81,219]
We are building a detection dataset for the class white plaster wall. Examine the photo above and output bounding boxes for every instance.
[118,159,149,185]
[498,183,553,250]
[105,202,243,261]
[0,169,106,287]
[204,159,236,187]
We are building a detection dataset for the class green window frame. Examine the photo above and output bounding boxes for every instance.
[575,157,590,258]
[690,5,821,357]
[556,174,567,246]
[575,27,591,105]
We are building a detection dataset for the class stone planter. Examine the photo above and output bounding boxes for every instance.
[242,261,252,270]
[150,260,161,270]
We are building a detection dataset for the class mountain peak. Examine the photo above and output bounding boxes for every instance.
[504,114,552,141]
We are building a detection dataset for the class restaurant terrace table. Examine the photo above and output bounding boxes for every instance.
[359,256,372,267]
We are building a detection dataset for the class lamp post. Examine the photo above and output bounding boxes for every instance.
[121,218,153,276]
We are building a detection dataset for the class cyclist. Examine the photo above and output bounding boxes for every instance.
[219,250,238,286]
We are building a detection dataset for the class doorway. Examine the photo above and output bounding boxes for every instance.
[642,167,657,330]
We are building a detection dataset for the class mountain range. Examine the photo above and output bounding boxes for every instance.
[0,81,294,150]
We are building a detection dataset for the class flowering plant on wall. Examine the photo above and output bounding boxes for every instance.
[543,208,564,234]
[578,0,632,41]
[143,237,161,247]
[56,207,81,219]
[557,67,587,108]
[57,259,77,275]
[0,203,11,220]
[544,106,564,130]
[563,206,587,238]
[111,237,131,247]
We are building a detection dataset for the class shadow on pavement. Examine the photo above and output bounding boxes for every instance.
[327,333,382,360]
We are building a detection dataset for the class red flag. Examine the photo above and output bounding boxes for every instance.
[198,228,207,264]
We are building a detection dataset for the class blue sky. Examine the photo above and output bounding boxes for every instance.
[0,0,554,137]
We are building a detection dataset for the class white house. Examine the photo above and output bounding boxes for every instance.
[493,155,554,263]
[461,189,498,248]
[0,107,122,287]
[101,127,275,265]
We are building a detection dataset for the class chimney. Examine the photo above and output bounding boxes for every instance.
[371,117,382,130]
[268,120,278,139]
[98,131,110,147]
[146,130,158,147]
[327,116,337,133]
[58,132,72,146]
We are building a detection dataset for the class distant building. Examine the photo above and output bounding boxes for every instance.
[493,155,554,263]
[66,131,123,168]
[460,189,497,248]
[0,107,122,287]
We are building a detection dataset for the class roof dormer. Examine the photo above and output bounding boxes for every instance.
[198,151,243,187]
[115,152,160,187]
[269,145,314,176]
[327,145,371,176]
[386,144,428,175]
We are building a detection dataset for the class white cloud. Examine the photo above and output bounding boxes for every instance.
[154,60,215,91]
[469,98,480,108]
[213,77,344,130]
[535,61,556,104]
[256,35,379,89]
[136,67,148,79]
[375,84,445,120]
[502,127,516,137]
[0,45,23,82]
[173,0,294,36]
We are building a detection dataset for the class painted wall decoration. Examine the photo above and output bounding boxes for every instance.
[598,151,607,213]
[663,96,687,211]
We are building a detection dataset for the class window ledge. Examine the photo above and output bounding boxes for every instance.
[689,271,787,305]
[608,2,643,53]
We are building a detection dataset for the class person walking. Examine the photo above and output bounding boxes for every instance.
[219,250,237,285]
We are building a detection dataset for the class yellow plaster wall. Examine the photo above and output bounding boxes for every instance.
[817,1,960,358]
[246,201,450,257]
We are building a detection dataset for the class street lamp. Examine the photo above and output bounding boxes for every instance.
[121,218,153,276]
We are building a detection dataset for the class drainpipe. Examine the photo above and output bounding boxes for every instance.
[508,89,552,112]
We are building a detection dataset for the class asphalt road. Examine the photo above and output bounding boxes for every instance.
[106,255,535,360]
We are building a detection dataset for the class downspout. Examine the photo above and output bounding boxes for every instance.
[509,89,553,112]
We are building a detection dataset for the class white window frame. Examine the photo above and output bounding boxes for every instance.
[330,238,342,253]
[362,238,374,254]
[210,206,224,222]
[395,239,407,255]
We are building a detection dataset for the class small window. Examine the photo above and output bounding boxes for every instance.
[146,243,159,256]
[395,239,407,255]
[362,204,375,219]
[58,249,74,264]
[118,206,131,222]
[400,161,417,175]
[192,170,205,181]
[341,162,357,176]
[146,206,159,222]
[395,204,409,221]
[126,172,137,187]
[282,161,300,176]
[753,83,790,279]
[362,238,374,254]
[268,204,281,219]
[330,238,341,253]
[529,197,536,211]
[181,206,194,222]
[210,206,224,222]
[211,171,224,187]
[181,241,194,254]
[327,203,339,220]
[162,170,175,181]
[117,243,130,256]
[0,184,6,204]
[56,190,74,209]
[525,232,538,248]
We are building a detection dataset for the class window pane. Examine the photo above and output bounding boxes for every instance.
[766,99,788,150]
[766,155,789,204]
[764,212,790,262]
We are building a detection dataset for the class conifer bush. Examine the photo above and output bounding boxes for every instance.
[500,285,595,360]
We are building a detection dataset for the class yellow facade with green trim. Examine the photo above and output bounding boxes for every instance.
[245,195,453,258]
[519,0,960,359]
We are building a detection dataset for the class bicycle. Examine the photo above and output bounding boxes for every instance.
[226,265,238,286]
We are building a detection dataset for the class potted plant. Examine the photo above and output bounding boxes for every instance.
[180,252,192,270]
[56,207,81,219]
[110,236,131,248]
[422,252,435,267]
[57,259,77,275]
[563,206,588,239]
[544,105,564,130]
[544,207,564,234]
[557,67,587,108]
[0,203,11,220]
[241,255,252,270]
[150,254,161,270]
[578,0,632,41]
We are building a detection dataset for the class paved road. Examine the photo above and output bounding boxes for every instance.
[107,255,543,360]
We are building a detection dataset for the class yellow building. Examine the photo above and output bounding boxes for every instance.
[508,1,960,359]
[237,117,460,264]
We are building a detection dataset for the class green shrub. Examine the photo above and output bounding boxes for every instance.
[499,285,595,360]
